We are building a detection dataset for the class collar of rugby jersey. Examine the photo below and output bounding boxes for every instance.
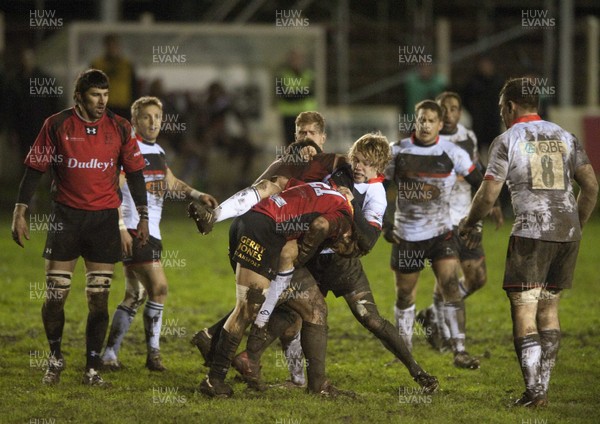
[411,133,439,147]
[367,174,385,184]
[511,114,542,126]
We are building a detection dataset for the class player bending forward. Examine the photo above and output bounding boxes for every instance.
[195,180,357,397]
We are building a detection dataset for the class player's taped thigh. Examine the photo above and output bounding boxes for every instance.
[228,284,268,332]
[45,270,73,308]
[508,287,542,306]
[121,276,147,311]
[508,288,541,337]
[86,271,113,311]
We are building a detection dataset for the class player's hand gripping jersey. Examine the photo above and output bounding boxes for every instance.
[25,107,145,210]
[385,135,475,241]
[485,115,590,242]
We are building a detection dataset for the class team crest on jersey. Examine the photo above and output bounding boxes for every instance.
[104,133,114,144]
[85,126,98,135]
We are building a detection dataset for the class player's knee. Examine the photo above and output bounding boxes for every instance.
[86,271,112,312]
[439,274,461,301]
[469,264,487,292]
[280,316,303,342]
[44,270,72,309]
[353,298,384,331]
[149,280,168,300]
[279,242,298,268]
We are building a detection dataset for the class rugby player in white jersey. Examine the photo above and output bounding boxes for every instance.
[416,92,503,352]
[459,77,597,406]
[384,100,483,369]
[101,96,217,371]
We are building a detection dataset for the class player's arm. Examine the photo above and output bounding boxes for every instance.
[124,169,149,244]
[459,179,503,248]
[118,207,133,257]
[254,139,323,183]
[463,167,483,190]
[165,168,218,208]
[120,124,150,244]
[381,144,400,243]
[11,167,44,247]
[574,163,598,229]
[464,162,503,227]
[350,193,385,255]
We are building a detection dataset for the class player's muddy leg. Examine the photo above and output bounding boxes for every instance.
[280,322,305,386]
[460,257,487,297]
[84,262,114,373]
[254,241,296,329]
[436,258,479,369]
[42,260,76,363]
[286,283,327,392]
[203,266,269,396]
[103,266,146,366]
[133,263,168,371]
[432,287,451,349]
[509,288,545,405]
[41,259,76,384]
[247,306,301,362]
[537,289,561,397]
[345,289,423,377]
[393,271,419,352]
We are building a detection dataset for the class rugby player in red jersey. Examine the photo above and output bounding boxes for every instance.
[197,180,357,398]
[11,69,149,387]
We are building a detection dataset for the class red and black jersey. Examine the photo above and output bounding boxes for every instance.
[252,180,353,240]
[25,107,145,210]
[254,153,337,184]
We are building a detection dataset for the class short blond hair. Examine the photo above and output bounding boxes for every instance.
[348,132,392,174]
[130,96,163,121]
[295,111,325,133]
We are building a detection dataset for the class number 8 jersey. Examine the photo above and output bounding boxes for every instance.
[485,114,591,241]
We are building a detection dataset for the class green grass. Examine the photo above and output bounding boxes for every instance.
[1,211,599,424]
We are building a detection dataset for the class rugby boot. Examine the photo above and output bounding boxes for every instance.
[187,202,215,235]
[453,351,480,369]
[232,351,266,392]
[190,328,213,366]
[146,348,166,371]
[199,376,233,398]
[41,355,65,385]
[413,371,440,393]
